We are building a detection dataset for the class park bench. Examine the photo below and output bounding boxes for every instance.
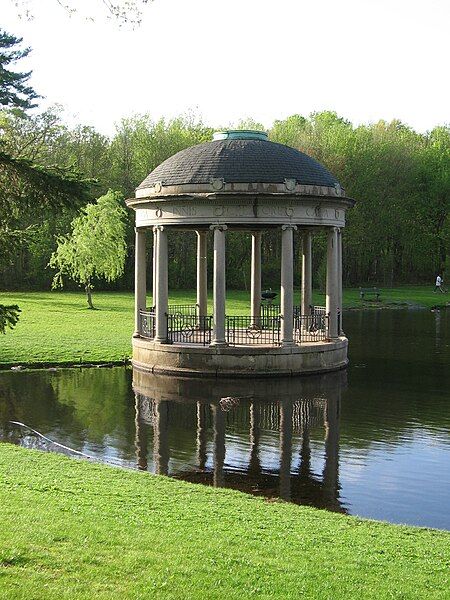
[360,287,381,301]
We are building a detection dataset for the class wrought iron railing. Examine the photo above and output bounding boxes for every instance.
[140,306,332,346]
[294,313,329,343]
[139,310,156,339]
[167,313,212,346]
[261,304,301,321]
[167,303,198,316]
[310,305,326,316]
[226,315,281,346]
[261,303,280,320]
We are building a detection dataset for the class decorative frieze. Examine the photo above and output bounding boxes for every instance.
[135,199,346,227]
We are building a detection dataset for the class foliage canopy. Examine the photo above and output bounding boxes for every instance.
[1,108,449,291]
[10,0,152,27]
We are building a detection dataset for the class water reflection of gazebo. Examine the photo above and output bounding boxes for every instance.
[133,370,346,513]
[127,130,355,377]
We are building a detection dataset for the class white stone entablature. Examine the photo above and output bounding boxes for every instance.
[128,196,351,228]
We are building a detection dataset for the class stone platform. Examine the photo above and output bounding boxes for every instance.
[132,336,348,378]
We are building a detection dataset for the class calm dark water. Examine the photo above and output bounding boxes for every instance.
[1,309,449,529]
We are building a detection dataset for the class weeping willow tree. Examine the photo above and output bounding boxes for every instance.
[49,190,127,309]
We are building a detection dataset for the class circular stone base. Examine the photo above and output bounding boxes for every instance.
[132,336,348,378]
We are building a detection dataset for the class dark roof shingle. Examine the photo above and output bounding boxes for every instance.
[137,139,339,189]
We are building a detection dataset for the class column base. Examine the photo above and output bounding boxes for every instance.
[209,341,228,348]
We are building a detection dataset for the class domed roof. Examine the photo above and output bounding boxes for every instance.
[137,131,340,190]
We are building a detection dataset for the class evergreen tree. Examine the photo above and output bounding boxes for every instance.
[0,30,39,111]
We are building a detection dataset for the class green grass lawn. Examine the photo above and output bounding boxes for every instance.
[1,286,448,367]
[0,443,448,599]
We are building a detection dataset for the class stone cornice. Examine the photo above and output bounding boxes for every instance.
[128,180,354,206]
[126,192,355,210]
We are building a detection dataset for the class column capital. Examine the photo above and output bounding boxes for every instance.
[209,223,228,232]
[281,224,298,231]
[153,225,165,233]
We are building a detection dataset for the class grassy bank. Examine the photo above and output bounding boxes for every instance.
[0,286,447,367]
[0,443,448,599]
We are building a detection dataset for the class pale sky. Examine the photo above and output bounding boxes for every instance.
[3,0,449,135]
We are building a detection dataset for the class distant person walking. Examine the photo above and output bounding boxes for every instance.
[434,274,446,293]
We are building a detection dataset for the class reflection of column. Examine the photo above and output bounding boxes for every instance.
[281,224,297,345]
[435,311,441,349]
[196,402,207,471]
[134,228,147,334]
[153,401,169,475]
[134,395,149,471]
[248,402,261,475]
[301,230,312,316]
[251,232,262,321]
[326,227,339,338]
[299,423,311,478]
[152,228,157,309]
[210,225,227,346]
[279,400,293,500]
[154,226,169,343]
[196,231,208,320]
[322,392,340,504]
[211,404,225,487]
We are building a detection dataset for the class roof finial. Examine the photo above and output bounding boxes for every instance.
[213,130,268,141]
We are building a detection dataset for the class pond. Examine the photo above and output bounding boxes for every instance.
[1,309,449,530]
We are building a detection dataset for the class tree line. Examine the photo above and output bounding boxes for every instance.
[1,22,450,313]
[1,107,448,293]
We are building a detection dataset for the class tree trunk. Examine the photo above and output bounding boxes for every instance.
[85,282,94,309]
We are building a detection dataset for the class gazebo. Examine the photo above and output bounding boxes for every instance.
[126,130,355,377]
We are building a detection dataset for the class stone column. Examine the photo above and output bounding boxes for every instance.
[337,228,343,334]
[210,224,227,346]
[326,227,339,339]
[152,228,157,310]
[134,228,146,335]
[196,230,208,321]
[280,224,297,346]
[154,225,168,343]
[301,230,313,316]
[250,231,262,322]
